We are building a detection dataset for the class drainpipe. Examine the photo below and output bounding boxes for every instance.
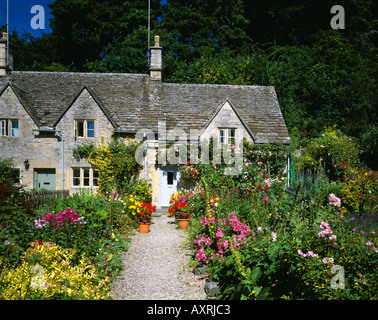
[55,131,65,190]
[144,132,147,180]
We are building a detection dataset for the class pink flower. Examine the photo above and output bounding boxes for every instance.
[306,251,318,258]
[195,248,207,262]
[215,227,224,239]
[263,196,269,203]
[257,161,263,166]
[322,257,334,265]
[329,193,341,207]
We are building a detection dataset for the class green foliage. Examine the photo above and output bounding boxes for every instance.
[0,241,111,300]
[109,138,144,195]
[294,126,360,180]
[0,182,35,264]
[340,167,378,215]
[187,134,378,299]
[73,138,143,195]
[33,190,131,277]
[5,1,377,166]
[0,158,20,184]
[360,125,378,170]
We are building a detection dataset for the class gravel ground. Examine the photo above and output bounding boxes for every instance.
[111,214,207,300]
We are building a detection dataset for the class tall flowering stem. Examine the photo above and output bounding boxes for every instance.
[202,178,215,239]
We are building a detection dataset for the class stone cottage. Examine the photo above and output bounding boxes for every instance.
[0,33,290,207]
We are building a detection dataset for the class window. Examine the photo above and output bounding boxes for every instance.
[11,120,19,137]
[219,128,235,145]
[72,168,81,186]
[0,120,7,136]
[93,170,99,187]
[72,167,98,187]
[1,119,18,137]
[83,168,90,186]
[75,120,95,138]
[167,171,174,185]
[87,121,95,138]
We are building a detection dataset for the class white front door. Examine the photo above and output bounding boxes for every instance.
[159,167,180,207]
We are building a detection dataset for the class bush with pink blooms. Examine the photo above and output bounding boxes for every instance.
[186,153,377,300]
[193,212,253,263]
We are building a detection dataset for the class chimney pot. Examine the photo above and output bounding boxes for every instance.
[150,35,162,81]
[0,33,12,76]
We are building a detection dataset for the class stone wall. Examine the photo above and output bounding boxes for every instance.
[0,86,46,189]
[200,101,254,144]
[0,87,114,193]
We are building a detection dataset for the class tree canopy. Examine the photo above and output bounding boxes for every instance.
[1,0,377,168]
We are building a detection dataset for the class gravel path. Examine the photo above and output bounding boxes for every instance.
[111,214,207,300]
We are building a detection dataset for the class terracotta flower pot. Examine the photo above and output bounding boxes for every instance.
[139,222,151,233]
[177,219,190,230]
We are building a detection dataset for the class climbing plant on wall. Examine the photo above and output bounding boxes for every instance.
[73,137,143,195]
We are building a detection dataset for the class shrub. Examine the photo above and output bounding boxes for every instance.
[73,138,143,195]
[34,191,131,276]
[0,241,111,300]
[0,158,20,184]
[294,126,360,180]
[206,190,377,300]
[339,166,378,215]
[0,182,35,263]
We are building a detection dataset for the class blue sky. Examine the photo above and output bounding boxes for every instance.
[1,0,167,38]
[0,0,53,37]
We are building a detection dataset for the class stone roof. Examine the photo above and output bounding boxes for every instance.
[0,71,291,144]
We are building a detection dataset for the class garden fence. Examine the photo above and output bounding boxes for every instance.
[25,190,70,209]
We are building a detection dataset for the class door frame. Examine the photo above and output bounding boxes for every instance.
[159,166,180,207]
[34,168,56,191]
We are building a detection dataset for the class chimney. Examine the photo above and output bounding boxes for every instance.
[0,33,13,76]
[150,35,162,80]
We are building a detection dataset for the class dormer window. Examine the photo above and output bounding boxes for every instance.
[0,119,19,137]
[219,128,235,144]
[75,120,95,138]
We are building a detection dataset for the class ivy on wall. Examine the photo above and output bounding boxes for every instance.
[73,137,143,195]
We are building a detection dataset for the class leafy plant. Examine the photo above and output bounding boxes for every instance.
[0,241,111,300]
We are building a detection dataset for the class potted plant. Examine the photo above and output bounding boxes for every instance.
[174,200,191,230]
[136,201,156,233]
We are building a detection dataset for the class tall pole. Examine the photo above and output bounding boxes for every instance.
[148,0,150,65]
[6,0,9,68]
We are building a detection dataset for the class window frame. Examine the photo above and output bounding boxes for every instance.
[0,119,19,137]
[71,167,98,188]
[74,120,95,138]
[218,128,236,145]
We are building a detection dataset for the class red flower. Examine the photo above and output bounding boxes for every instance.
[258,184,262,189]
[31,240,43,249]
[263,174,266,178]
